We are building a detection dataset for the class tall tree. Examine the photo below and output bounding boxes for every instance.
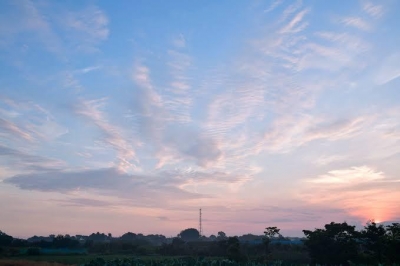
[263,226,280,255]
[386,223,400,263]
[303,222,358,265]
[178,228,200,242]
[360,220,387,263]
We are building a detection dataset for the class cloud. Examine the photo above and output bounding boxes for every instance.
[300,166,400,222]
[3,168,195,200]
[0,0,62,53]
[0,145,65,174]
[0,98,68,142]
[307,166,384,184]
[74,65,102,74]
[341,17,371,31]
[164,49,193,122]
[160,126,223,168]
[260,115,367,153]
[55,197,115,208]
[129,62,224,169]
[305,117,366,141]
[313,155,348,166]
[375,53,400,85]
[0,118,32,141]
[63,5,109,52]
[4,167,249,207]
[264,0,283,13]
[73,98,138,172]
[363,2,384,18]
[279,8,309,34]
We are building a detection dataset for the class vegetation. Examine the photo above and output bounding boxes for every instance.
[0,260,70,266]
[1,220,399,265]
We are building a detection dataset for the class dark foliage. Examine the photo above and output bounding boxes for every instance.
[303,222,359,265]
[178,228,200,242]
[0,231,13,246]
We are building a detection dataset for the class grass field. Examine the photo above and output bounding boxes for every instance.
[1,255,129,265]
[0,259,72,266]
[0,255,184,265]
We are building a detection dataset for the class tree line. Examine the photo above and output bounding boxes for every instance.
[1,220,399,265]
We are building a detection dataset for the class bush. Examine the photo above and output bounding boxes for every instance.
[27,247,41,256]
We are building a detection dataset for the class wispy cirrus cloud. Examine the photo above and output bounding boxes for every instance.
[257,115,368,154]
[63,5,109,52]
[73,98,138,172]
[1,0,400,237]
[0,98,68,143]
[279,8,310,34]
[264,0,283,13]
[341,17,371,31]
[0,0,62,53]
[0,118,32,141]
[375,53,400,85]
[362,2,384,18]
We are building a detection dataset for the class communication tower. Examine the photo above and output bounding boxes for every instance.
[199,208,202,236]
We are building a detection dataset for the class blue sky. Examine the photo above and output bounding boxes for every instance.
[1,0,400,238]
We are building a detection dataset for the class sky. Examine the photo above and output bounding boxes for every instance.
[0,0,400,238]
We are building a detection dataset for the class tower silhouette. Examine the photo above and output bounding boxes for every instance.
[199,208,202,236]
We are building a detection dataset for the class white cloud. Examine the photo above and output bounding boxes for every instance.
[70,7,108,39]
[313,155,348,166]
[308,166,384,184]
[74,98,138,172]
[0,118,32,141]
[264,0,283,13]
[341,17,371,31]
[75,65,102,74]
[64,5,109,51]
[0,0,61,53]
[259,115,368,154]
[363,2,384,18]
[280,9,309,34]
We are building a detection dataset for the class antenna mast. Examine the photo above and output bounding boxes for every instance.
[199,208,202,236]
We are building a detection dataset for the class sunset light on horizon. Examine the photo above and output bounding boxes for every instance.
[1,0,400,239]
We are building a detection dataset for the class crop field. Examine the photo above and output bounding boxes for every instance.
[0,259,71,266]
[80,258,304,266]
[0,256,302,266]
[0,256,195,266]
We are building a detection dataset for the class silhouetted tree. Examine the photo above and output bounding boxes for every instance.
[217,231,227,240]
[120,232,137,241]
[88,232,108,241]
[263,226,280,255]
[386,223,400,263]
[0,231,13,246]
[226,236,246,262]
[360,220,387,263]
[178,228,200,242]
[52,234,79,248]
[303,222,358,265]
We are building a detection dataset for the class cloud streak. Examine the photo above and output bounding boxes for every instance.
[73,98,138,172]
[300,166,400,222]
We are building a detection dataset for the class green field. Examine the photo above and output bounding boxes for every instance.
[0,255,193,265]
